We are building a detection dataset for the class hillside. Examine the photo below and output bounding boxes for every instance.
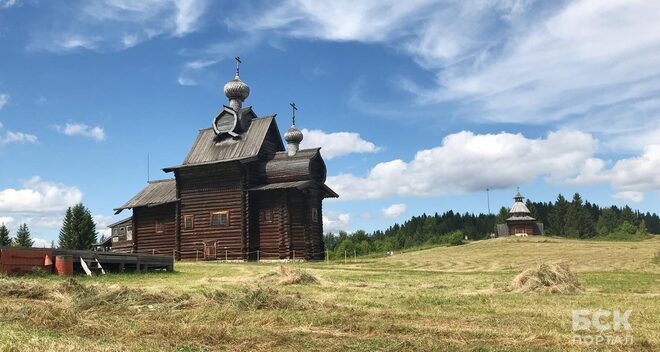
[372,236,660,273]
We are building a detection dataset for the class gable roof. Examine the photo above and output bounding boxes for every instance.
[107,216,132,228]
[114,179,177,214]
[163,115,284,171]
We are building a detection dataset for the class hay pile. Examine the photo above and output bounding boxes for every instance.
[262,265,319,285]
[507,263,582,293]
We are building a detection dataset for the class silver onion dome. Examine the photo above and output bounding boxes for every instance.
[284,125,303,144]
[223,74,250,102]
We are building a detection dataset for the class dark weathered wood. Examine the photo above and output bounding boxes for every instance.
[113,106,336,261]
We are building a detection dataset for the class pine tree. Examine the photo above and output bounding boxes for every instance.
[58,207,75,249]
[0,223,11,246]
[620,206,637,225]
[548,194,568,236]
[596,208,618,236]
[13,223,34,248]
[58,203,98,250]
[578,207,596,238]
[564,193,583,238]
[496,206,509,224]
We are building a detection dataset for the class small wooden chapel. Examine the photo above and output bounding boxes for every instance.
[496,190,544,236]
[110,58,338,261]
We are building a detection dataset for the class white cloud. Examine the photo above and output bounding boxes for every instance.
[0,122,38,145]
[93,214,114,237]
[29,0,209,52]
[0,131,38,145]
[0,216,14,228]
[177,59,218,86]
[613,191,644,203]
[571,144,660,202]
[0,93,8,109]
[0,0,19,9]
[239,1,660,153]
[382,203,406,219]
[328,129,597,200]
[0,177,83,214]
[299,129,380,159]
[55,123,105,141]
[323,212,351,232]
[32,238,52,248]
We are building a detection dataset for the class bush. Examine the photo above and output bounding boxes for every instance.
[441,231,465,246]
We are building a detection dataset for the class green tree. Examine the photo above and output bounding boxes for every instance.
[620,206,637,225]
[496,206,509,224]
[13,223,34,248]
[596,208,618,236]
[548,194,568,235]
[58,203,98,250]
[0,223,11,246]
[564,193,583,238]
[637,219,648,236]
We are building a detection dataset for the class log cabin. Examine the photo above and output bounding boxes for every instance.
[112,60,338,261]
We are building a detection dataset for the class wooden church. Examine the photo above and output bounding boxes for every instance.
[110,59,338,261]
[496,190,544,236]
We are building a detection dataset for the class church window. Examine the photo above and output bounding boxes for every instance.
[184,215,194,230]
[156,220,165,233]
[211,211,229,227]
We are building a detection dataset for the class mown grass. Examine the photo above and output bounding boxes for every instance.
[0,236,658,351]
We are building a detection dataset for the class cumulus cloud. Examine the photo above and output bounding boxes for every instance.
[0,177,83,214]
[300,129,380,159]
[328,129,597,200]
[32,238,52,248]
[382,203,406,219]
[323,212,351,232]
[0,93,7,109]
[55,123,105,141]
[571,145,660,202]
[29,0,209,52]
[93,214,114,237]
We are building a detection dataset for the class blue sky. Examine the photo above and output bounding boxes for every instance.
[1,0,659,246]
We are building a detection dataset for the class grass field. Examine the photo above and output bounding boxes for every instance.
[1,236,658,351]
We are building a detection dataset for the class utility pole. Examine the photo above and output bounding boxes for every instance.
[487,188,491,214]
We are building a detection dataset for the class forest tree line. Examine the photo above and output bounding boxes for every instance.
[323,193,660,259]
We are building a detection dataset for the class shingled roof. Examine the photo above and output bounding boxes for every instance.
[163,116,283,171]
[114,179,177,214]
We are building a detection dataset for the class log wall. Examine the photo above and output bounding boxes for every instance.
[176,163,246,260]
[134,203,176,256]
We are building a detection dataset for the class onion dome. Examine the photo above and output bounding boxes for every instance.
[223,74,250,102]
[284,125,303,144]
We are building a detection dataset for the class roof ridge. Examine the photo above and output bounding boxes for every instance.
[147,178,175,184]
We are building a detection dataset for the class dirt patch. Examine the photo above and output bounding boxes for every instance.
[505,263,583,293]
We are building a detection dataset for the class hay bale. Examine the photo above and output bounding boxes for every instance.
[507,263,582,293]
[275,265,319,285]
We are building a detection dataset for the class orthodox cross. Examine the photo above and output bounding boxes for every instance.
[290,102,297,126]
[235,56,241,77]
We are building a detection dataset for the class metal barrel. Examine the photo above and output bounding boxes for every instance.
[55,255,74,276]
